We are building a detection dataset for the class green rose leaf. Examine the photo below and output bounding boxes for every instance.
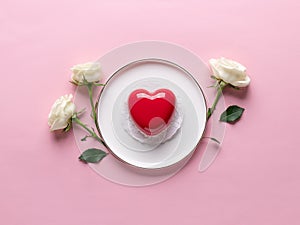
[209,137,221,144]
[220,105,245,123]
[207,108,212,119]
[79,148,107,163]
[202,137,220,144]
[81,135,88,141]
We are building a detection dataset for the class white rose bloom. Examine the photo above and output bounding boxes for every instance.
[209,57,251,87]
[48,94,76,131]
[71,62,101,84]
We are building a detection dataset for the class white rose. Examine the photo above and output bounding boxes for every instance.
[48,94,76,131]
[209,57,251,87]
[71,62,101,84]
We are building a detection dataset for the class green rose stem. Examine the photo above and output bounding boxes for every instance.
[72,115,105,146]
[207,80,227,120]
[87,83,97,123]
[72,82,108,164]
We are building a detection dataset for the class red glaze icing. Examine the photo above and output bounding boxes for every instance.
[128,89,176,136]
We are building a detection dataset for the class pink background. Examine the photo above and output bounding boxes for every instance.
[1,0,300,224]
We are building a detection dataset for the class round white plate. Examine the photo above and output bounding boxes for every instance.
[97,58,207,169]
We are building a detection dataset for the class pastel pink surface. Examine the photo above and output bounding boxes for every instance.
[1,0,300,225]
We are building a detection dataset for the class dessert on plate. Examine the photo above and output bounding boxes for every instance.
[124,88,183,146]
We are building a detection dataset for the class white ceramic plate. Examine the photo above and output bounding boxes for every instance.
[97,58,207,169]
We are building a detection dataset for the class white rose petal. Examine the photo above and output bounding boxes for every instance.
[71,62,101,84]
[209,57,251,87]
[48,94,76,131]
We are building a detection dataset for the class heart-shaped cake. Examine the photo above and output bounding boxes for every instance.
[128,89,176,136]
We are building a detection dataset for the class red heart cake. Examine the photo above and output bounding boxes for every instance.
[128,89,176,136]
